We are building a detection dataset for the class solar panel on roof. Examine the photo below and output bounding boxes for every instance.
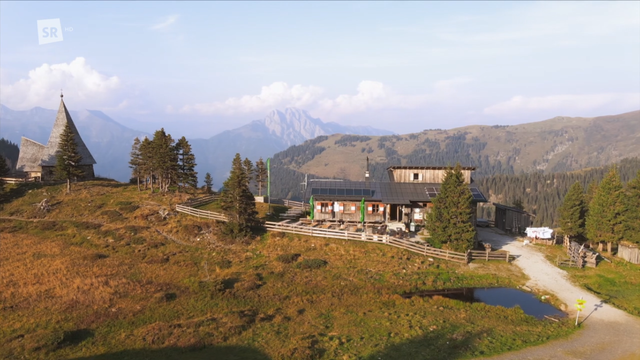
[337,188,345,195]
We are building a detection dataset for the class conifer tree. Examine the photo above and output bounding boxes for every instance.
[255,157,268,196]
[139,137,153,191]
[586,166,625,254]
[558,182,586,241]
[220,153,259,239]
[243,158,254,193]
[176,136,198,192]
[129,137,143,191]
[204,172,214,194]
[0,155,10,195]
[426,163,476,252]
[54,123,84,193]
[623,171,640,245]
[150,129,177,192]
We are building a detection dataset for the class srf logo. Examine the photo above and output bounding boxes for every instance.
[37,18,63,45]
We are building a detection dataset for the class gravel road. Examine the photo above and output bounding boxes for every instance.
[476,228,640,360]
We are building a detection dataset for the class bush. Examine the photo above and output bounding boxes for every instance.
[100,210,123,222]
[118,205,139,213]
[296,258,327,270]
[276,253,300,264]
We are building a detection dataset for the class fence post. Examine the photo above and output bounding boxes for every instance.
[505,251,509,262]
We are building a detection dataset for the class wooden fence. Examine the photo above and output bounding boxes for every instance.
[175,204,228,221]
[264,221,470,263]
[175,197,510,264]
[282,199,310,210]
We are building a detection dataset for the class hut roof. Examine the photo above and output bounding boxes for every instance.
[306,180,488,204]
[15,137,46,172]
[39,97,96,166]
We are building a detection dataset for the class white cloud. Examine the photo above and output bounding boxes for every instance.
[318,81,426,114]
[0,57,121,110]
[483,93,640,116]
[180,78,472,117]
[150,15,179,30]
[180,82,324,115]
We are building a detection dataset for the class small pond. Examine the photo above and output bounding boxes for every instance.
[402,287,565,320]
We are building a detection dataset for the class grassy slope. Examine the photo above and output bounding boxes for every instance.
[541,245,640,317]
[289,111,640,180]
[1,181,575,359]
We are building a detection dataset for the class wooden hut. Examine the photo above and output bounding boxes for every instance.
[306,165,487,226]
[493,203,534,234]
[15,94,96,181]
[618,243,640,264]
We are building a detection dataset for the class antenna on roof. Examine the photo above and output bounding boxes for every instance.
[60,89,63,99]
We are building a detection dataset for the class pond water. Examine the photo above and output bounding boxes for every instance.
[402,287,565,320]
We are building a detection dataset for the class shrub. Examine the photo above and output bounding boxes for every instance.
[215,259,232,270]
[296,258,327,270]
[276,253,300,264]
[100,210,123,222]
[118,205,139,213]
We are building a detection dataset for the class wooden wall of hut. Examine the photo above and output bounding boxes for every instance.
[387,168,472,184]
[494,207,532,234]
[618,243,640,264]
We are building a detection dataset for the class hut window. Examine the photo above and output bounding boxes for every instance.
[344,203,356,213]
[413,173,419,180]
[320,202,332,213]
[371,204,380,213]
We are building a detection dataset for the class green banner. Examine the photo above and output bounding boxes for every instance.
[309,195,314,221]
[360,198,366,223]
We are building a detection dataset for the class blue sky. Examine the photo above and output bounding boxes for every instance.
[1,1,639,138]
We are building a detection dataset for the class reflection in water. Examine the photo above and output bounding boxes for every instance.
[402,287,565,319]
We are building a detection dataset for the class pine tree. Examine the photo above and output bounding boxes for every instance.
[204,172,214,194]
[139,137,153,191]
[243,158,254,194]
[255,158,268,196]
[176,136,198,192]
[0,155,10,195]
[426,163,476,252]
[129,137,143,191]
[558,182,586,241]
[586,166,625,254]
[54,123,84,193]
[150,129,177,192]
[220,153,259,239]
[623,171,640,245]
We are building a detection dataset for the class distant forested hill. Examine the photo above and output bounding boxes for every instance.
[476,157,640,227]
[0,138,19,171]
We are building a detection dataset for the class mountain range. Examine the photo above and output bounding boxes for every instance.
[268,110,640,199]
[0,105,391,186]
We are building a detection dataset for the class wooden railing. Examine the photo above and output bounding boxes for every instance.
[175,204,228,221]
[182,194,219,207]
[282,199,310,210]
[468,250,513,262]
[176,200,509,264]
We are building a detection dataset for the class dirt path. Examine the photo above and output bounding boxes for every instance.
[477,228,640,360]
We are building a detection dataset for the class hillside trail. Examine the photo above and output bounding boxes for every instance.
[476,228,640,360]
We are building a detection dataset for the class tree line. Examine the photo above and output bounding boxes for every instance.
[476,157,640,226]
[558,166,640,254]
[128,128,198,193]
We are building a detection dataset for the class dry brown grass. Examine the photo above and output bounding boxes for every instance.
[0,181,577,359]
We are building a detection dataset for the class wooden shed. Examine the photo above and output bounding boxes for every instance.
[618,243,640,264]
[493,203,534,234]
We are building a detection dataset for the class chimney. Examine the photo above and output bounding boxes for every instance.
[365,156,370,181]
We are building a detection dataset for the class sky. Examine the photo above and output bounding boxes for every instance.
[1,1,639,138]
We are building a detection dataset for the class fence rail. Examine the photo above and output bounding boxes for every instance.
[176,204,228,221]
[282,199,310,210]
[468,250,512,262]
[176,199,508,264]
